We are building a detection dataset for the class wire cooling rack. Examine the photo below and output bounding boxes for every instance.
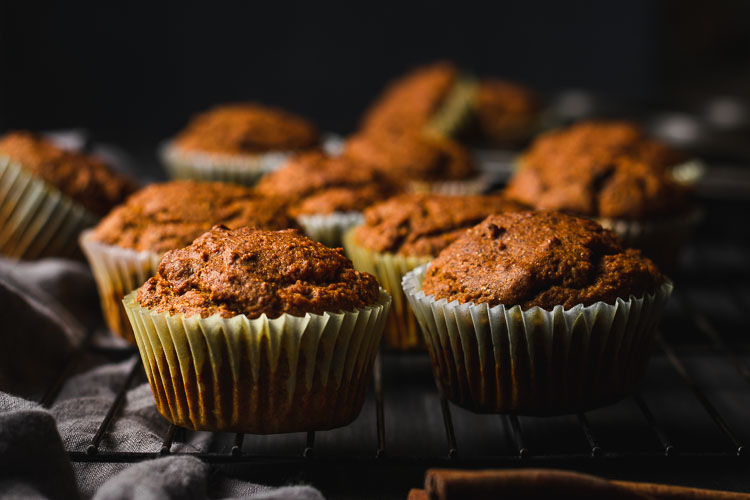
[37,198,750,477]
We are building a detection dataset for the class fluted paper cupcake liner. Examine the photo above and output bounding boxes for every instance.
[80,230,163,343]
[597,208,702,271]
[344,228,432,350]
[297,211,364,248]
[160,142,290,186]
[426,77,478,139]
[0,157,98,260]
[123,288,391,433]
[403,264,673,415]
[160,134,345,186]
[409,173,492,196]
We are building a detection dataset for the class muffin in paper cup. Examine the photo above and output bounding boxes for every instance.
[79,230,163,343]
[297,211,364,248]
[123,288,390,433]
[0,157,98,260]
[403,264,673,414]
[344,228,432,350]
[597,208,702,272]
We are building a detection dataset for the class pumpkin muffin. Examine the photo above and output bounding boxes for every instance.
[473,78,541,146]
[161,103,321,185]
[125,225,390,433]
[0,131,136,259]
[403,211,672,414]
[256,151,400,247]
[343,129,486,195]
[80,180,297,342]
[344,193,522,350]
[504,120,698,267]
[361,61,476,138]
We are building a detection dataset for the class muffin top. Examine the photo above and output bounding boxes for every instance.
[361,61,458,134]
[91,181,296,253]
[137,226,380,319]
[354,193,523,257]
[422,211,663,310]
[343,130,476,181]
[255,151,401,216]
[474,79,539,142]
[172,103,320,155]
[0,131,136,216]
[505,121,691,219]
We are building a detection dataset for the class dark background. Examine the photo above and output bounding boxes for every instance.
[1,0,749,165]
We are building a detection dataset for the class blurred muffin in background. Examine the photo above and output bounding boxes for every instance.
[504,120,700,268]
[0,131,136,259]
[343,129,486,195]
[361,61,477,138]
[161,103,320,185]
[256,151,400,247]
[80,180,297,342]
[473,78,541,147]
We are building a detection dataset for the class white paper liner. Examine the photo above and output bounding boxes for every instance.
[409,173,492,196]
[0,157,98,259]
[124,288,390,433]
[296,211,364,248]
[79,230,163,343]
[402,264,673,415]
[343,228,432,350]
[159,141,290,186]
[597,208,702,270]
[160,134,344,186]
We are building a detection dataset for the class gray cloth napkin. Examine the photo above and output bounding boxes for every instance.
[0,257,324,500]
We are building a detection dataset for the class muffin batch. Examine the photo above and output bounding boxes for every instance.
[0,60,700,432]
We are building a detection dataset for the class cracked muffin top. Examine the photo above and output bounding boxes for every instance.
[255,151,401,216]
[171,103,320,154]
[0,131,136,216]
[91,181,296,253]
[421,211,662,310]
[137,226,380,319]
[504,121,691,219]
[343,130,476,182]
[361,61,459,134]
[354,193,524,257]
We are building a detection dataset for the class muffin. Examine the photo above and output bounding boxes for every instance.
[361,61,476,138]
[473,78,541,147]
[343,130,487,195]
[344,193,522,350]
[0,131,136,259]
[403,211,672,414]
[255,150,401,246]
[504,121,700,268]
[80,180,297,342]
[161,103,320,185]
[124,225,390,433]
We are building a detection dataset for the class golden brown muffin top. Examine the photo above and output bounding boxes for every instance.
[504,121,691,219]
[343,130,476,182]
[0,131,136,216]
[255,151,401,216]
[91,181,297,253]
[172,103,320,154]
[137,226,380,319]
[361,61,458,134]
[422,211,663,310]
[354,193,524,257]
